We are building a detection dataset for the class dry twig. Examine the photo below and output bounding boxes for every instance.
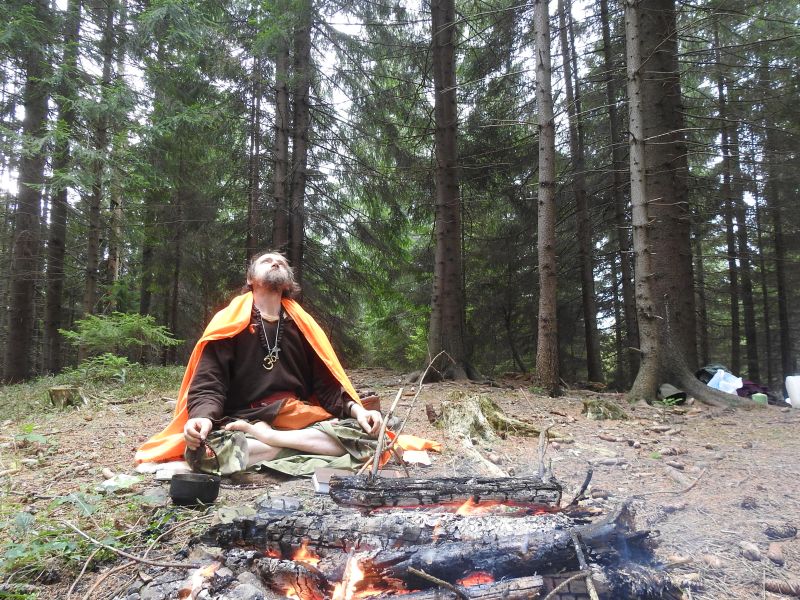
[63,521,200,569]
[632,468,706,497]
[541,573,586,600]
[81,560,135,600]
[570,531,600,600]
[407,567,469,600]
[370,388,404,479]
[65,547,101,600]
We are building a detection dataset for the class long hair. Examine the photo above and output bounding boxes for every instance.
[242,251,301,298]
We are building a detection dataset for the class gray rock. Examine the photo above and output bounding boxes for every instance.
[140,486,170,507]
[226,584,265,600]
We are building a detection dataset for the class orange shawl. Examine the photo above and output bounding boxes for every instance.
[134,293,360,464]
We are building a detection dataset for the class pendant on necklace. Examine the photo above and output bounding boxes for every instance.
[263,349,280,371]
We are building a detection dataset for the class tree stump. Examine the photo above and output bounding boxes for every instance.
[48,386,85,409]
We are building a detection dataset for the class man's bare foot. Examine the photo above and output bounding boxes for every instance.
[225,420,276,445]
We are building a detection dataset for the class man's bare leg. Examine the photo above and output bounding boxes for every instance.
[246,439,281,466]
[225,420,344,457]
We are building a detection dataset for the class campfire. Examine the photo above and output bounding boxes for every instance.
[124,473,683,600]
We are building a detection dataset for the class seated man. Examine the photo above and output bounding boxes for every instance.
[135,251,383,474]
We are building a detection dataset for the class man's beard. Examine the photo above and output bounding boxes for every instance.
[256,267,293,293]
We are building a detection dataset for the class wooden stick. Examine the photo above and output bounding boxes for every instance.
[541,573,586,600]
[394,351,449,438]
[567,465,594,506]
[407,567,469,600]
[570,531,600,600]
[143,514,212,559]
[371,388,404,479]
[66,547,101,600]
[81,561,135,600]
[536,423,553,479]
[63,521,200,569]
[632,468,706,497]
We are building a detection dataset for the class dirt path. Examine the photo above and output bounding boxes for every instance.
[3,369,799,599]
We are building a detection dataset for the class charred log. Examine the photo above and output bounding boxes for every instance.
[360,531,579,586]
[328,475,562,509]
[367,575,544,600]
[202,508,578,557]
[357,506,651,587]
[253,558,330,600]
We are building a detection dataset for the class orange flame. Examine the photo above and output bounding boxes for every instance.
[292,539,320,566]
[455,498,503,515]
[178,561,221,599]
[284,585,301,600]
[332,556,382,600]
[457,571,494,587]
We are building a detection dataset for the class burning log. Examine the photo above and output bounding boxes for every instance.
[202,507,578,557]
[359,531,580,585]
[356,505,650,588]
[328,474,562,509]
[367,574,545,600]
[253,557,330,600]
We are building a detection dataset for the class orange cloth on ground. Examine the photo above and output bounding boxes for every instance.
[134,293,361,464]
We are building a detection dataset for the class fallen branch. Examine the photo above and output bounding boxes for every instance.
[63,521,200,569]
[568,465,594,506]
[371,387,404,479]
[81,561,135,600]
[765,578,800,597]
[631,468,706,498]
[407,567,469,600]
[66,547,101,600]
[571,531,600,600]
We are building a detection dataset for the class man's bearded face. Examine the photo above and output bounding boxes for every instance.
[248,253,295,292]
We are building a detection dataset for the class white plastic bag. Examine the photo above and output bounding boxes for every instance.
[706,369,742,394]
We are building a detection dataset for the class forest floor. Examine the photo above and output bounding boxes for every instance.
[1,367,799,599]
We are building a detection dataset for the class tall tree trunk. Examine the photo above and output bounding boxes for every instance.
[45,0,81,374]
[758,63,791,385]
[139,195,156,316]
[246,56,263,262]
[107,0,127,297]
[169,176,184,364]
[558,0,603,383]
[271,20,291,252]
[610,253,625,388]
[289,0,312,284]
[714,33,740,374]
[83,0,115,315]
[427,0,469,380]
[693,232,710,366]
[503,307,526,373]
[626,0,719,405]
[3,0,50,382]
[533,0,559,395]
[600,0,638,383]
[764,127,791,385]
[139,43,164,317]
[753,180,773,386]
[730,122,758,381]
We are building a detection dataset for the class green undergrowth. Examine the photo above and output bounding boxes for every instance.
[0,362,184,421]
[0,482,205,591]
[0,364,194,593]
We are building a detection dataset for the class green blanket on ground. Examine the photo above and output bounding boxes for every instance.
[186,419,378,477]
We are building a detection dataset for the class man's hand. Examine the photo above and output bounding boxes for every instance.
[351,404,383,436]
[184,417,213,450]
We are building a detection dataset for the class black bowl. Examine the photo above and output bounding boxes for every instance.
[169,473,221,506]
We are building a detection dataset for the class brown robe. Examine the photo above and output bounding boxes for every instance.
[187,314,349,427]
